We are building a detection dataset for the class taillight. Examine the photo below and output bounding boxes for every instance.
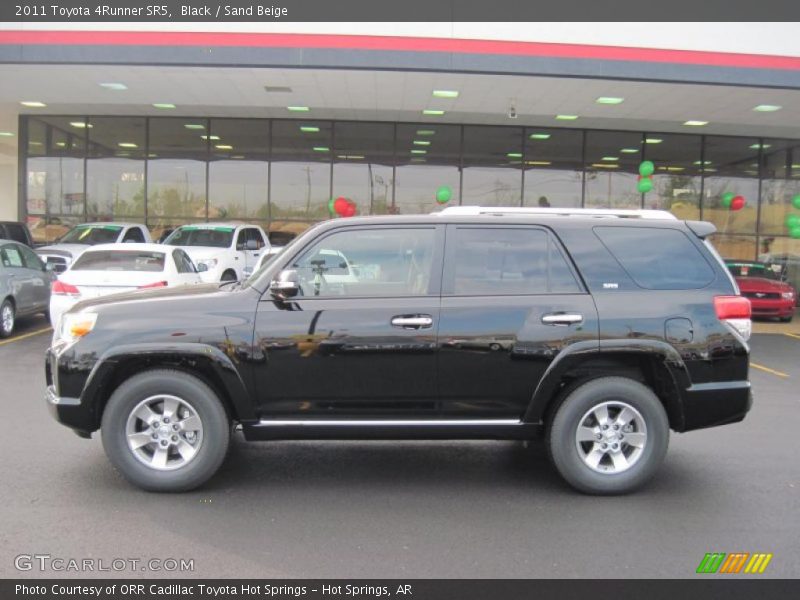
[138,281,168,289]
[714,295,752,341]
[52,280,80,296]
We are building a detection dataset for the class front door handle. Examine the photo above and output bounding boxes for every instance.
[542,313,583,326]
[391,315,434,329]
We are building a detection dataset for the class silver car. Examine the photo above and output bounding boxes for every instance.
[0,240,52,337]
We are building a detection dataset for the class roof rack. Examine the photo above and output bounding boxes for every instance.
[434,206,678,220]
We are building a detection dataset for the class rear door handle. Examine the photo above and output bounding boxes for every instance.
[542,313,583,325]
[391,315,434,329]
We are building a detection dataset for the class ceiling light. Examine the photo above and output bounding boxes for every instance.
[28,141,42,146]
[69,121,92,129]
[506,152,523,158]
[416,130,436,136]
[300,126,320,133]
[264,86,292,93]
[667,167,685,172]
[413,140,431,146]
[596,97,624,105]
[215,144,233,150]
[683,120,709,127]
[529,133,551,140]
[231,155,246,159]
[644,138,663,144]
[701,167,717,172]
[184,124,205,130]
[526,161,552,166]
[55,142,66,147]
[118,142,138,148]
[201,135,221,140]
[750,143,771,150]
[410,158,426,163]
[602,156,619,161]
[99,82,127,91]
[152,103,176,109]
[313,146,329,152]
[753,104,782,112]
[337,155,365,160]
[20,101,46,108]
[287,106,310,112]
[116,152,131,157]
[555,115,578,120]
[591,163,619,169]
[620,148,639,153]
[422,109,445,116]
[0,132,15,137]
[411,149,427,155]
[693,160,713,165]
[432,90,459,98]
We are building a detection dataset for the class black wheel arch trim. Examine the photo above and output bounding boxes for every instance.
[81,342,256,430]
[523,338,690,428]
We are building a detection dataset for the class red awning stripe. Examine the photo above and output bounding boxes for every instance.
[1,30,799,71]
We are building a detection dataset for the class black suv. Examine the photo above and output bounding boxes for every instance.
[46,208,752,494]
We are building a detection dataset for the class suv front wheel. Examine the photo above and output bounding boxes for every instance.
[101,369,230,492]
[547,376,669,495]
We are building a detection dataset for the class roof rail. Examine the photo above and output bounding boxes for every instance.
[434,206,678,220]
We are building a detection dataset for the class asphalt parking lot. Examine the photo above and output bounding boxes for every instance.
[1,314,798,579]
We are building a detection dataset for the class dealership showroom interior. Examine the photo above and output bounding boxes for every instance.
[1,15,799,582]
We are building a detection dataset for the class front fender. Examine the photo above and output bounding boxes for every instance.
[82,342,256,428]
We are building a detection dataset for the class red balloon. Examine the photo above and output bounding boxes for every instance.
[343,202,357,217]
[730,196,746,211]
[333,197,349,216]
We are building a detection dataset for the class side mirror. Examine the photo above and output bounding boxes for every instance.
[196,263,208,273]
[44,262,54,272]
[245,239,259,251]
[270,269,300,300]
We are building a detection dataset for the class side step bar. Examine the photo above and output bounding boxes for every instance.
[242,419,542,441]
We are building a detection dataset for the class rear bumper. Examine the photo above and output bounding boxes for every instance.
[681,380,752,432]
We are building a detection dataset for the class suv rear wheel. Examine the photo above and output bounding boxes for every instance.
[101,369,230,492]
[547,376,669,495]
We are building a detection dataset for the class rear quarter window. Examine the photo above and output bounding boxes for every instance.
[593,226,715,290]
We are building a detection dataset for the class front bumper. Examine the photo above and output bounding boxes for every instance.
[681,380,752,431]
[46,384,92,437]
[748,298,795,318]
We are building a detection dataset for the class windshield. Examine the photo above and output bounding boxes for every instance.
[71,250,165,272]
[726,261,784,281]
[164,226,234,248]
[59,225,123,245]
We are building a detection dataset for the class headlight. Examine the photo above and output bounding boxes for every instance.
[58,313,98,344]
[198,258,218,269]
[781,291,795,300]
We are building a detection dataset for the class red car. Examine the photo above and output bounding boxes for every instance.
[726,260,796,322]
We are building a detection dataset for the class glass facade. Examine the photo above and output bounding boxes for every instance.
[20,115,800,268]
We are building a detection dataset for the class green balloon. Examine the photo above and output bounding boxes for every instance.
[637,177,653,194]
[790,226,800,240]
[786,214,800,229]
[793,194,800,210]
[721,192,735,208]
[436,185,452,204]
[327,197,335,215]
[638,161,655,177]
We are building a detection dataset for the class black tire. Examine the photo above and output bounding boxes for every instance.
[779,315,793,323]
[0,298,15,338]
[221,270,237,282]
[101,369,230,492]
[546,376,669,495]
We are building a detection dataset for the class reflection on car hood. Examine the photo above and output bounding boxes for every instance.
[735,277,792,292]
[68,282,224,314]
[36,243,89,258]
[175,247,226,262]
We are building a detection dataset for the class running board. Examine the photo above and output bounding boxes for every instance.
[242,418,541,441]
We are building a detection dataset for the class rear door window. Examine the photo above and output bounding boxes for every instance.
[122,227,146,243]
[593,226,715,290]
[0,244,24,268]
[443,227,582,295]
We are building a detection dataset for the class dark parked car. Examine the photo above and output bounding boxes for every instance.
[725,260,796,322]
[0,221,35,247]
[45,208,752,494]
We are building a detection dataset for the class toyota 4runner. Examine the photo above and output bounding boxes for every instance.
[46,208,752,494]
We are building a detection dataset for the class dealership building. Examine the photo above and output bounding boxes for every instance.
[0,22,799,274]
